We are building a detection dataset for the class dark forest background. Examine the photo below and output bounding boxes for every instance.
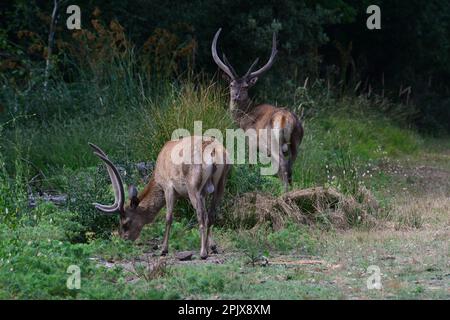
[1,0,449,134]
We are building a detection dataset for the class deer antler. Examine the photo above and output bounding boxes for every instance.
[248,32,278,79]
[89,142,125,214]
[212,28,277,80]
[211,28,237,80]
[244,57,260,78]
[222,53,238,79]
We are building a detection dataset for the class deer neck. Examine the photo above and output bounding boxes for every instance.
[230,98,255,130]
[137,177,165,224]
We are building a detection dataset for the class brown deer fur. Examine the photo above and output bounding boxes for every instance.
[212,29,303,191]
[89,136,230,259]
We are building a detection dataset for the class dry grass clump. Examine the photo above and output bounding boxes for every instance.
[225,186,379,230]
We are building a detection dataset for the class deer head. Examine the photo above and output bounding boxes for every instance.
[89,142,150,241]
[211,28,278,108]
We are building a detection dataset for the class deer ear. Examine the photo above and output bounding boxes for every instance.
[248,77,258,86]
[128,185,140,209]
[222,72,232,82]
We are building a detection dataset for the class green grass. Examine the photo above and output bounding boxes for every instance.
[4,213,447,299]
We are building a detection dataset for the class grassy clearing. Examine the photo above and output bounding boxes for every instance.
[1,58,447,299]
[2,198,447,299]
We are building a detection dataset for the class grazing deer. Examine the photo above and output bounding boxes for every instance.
[89,136,230,259]
[211,28,303,192]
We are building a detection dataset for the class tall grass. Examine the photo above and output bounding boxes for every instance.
[291,115,420,192]
[0,119,29,228]
[133,78,234,161]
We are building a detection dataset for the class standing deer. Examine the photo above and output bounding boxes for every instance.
[89,136,230,259]
[211,28,303,192]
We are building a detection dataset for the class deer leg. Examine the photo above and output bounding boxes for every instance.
[278,154,290,192]
[206,191,217,254]
[207,170,228,253]
[283,177,289,193]
[286,127,302,186]
[206,198,218,254]
[188,190,208,259]
[161,188,175,256]
[198,193,209,259]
